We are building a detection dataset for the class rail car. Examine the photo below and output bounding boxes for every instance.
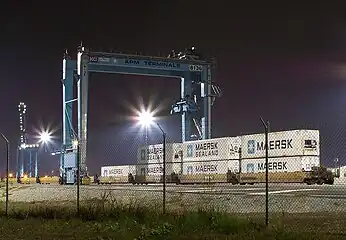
[94,165,335,186]
[97,174,135,184]
[98,129,336,185]
[227,166,334,185]
[96,173,179,185]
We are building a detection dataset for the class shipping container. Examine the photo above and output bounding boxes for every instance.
[100,165,136,184]
[135,162,177,183]
[101,165,136,177]
[240,156,320,173]
[182,160,238,175]
[241,129,319,159]
[182,137,241,162]
[137,143,182,164]
[136,162,175,175]
[233,156,322,184]
[179,160,239,184]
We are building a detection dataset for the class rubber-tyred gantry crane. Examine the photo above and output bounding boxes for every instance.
[59,44,221,184]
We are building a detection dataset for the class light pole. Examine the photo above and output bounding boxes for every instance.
[137,110,167,214]
[39,131,52,152]
[1,133,10,216]
[38,130,53,178]
[260,117,270,227]
[71,139,81,216]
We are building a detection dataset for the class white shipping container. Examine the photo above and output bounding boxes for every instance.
[101,165,136,177]
[182,137,241,162]
[182,160,238,175]
[136,162,174,176]
[137,143,182,164]
[241,130,320,159]
[241,156,320,173]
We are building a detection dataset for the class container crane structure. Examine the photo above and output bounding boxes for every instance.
[59,43,221,184]
[16,102,39,178]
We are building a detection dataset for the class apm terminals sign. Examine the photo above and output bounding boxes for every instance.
[247,139,293,154]
[124,59,181,69]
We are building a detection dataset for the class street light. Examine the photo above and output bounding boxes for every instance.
[138,110,155,127]
[0,132,10,216]
[137,110,167,214]
[35,130,53,179]
[38,130,52,145]
[260,117,270,227]
[138,110,154,146]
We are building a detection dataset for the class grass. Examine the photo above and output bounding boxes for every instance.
[0,194,345,239]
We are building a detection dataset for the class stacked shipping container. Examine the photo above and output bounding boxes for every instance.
[240,129,320,173]
[179,137,241,183]
[135,143,182,183]
[99,129,321,184]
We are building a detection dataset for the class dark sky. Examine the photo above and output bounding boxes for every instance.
[1,2,346,175]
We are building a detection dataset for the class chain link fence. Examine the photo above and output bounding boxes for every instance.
[1,126,346,229]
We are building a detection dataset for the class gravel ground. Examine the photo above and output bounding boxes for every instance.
[2,184,346,213]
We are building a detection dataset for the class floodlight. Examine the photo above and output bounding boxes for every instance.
[39,131,52,144]
[138,110,154,126]
[72,139,79,148]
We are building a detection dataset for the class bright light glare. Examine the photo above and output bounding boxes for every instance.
[39,131,52,144]
[138,110,154,126]
[72,139,79,148]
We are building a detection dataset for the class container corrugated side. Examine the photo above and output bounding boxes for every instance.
[182,136,241,162]
[137,143,182,164]
[135,162,174,176]
[101,165,132,177]
[182,160,231,175]
[240,156,319,173]
[241,129,319,159]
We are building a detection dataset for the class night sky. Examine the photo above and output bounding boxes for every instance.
[1,2,346,175]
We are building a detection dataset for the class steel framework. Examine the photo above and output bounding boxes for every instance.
[60,44,221,184]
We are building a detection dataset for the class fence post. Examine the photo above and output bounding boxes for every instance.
[260,118,269,227]
[76,142,80,216]
[156,123,166,214]
[163,131,166,214]
[1,133,10,217]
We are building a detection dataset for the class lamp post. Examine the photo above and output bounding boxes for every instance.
[39,131,52,152]
[137,110,167,214]
[1,133,10,216]
[72,139,80,216]
[260,117,270,227]
[38,130,53,178]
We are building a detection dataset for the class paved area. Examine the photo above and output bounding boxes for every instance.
[2,183,346,213]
